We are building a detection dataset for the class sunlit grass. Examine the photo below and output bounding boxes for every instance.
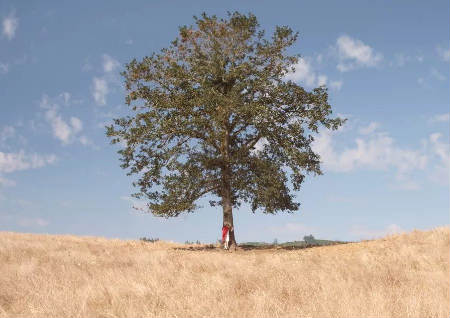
[0,226,448,317]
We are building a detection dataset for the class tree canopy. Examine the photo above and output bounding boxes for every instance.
[106,12,344,245]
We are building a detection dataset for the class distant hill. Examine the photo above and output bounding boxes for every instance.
[240,237,350,250]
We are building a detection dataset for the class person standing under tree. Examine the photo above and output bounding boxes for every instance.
[222,222,233,250]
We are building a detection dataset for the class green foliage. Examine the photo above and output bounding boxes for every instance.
[303,234,317,245]
[106,11,345,218]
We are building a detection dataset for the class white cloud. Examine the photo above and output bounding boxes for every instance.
[2,11,18,40]
[0,124,27,152]
[314,120,449,189]
[436,46,450,62]
[45,110,82,144]
[18,217,49,227]
[90,54,120,105]
[46,109,70,143]
[350,224,404,240]
[430,68,446,81]
[125,39,133,45]
[330,80,343,91]
[40,94,86,145]
[312,124,428,190]
[118,138,128,149]
[0,125,15,144]
[60,92,71,105]
[250,137,269,155]
[316,54,323,64]
[92,77,108,105]
[317,75,327,86]
[314,131,427,172]
[284,58,328,88]
[70,117,83,133]
[79,135,89,145]
[428,133,450,185]
[392,53,408,67]
[429,113,449,123]
[285,58,316,86]
[102,54,120,73]
[78,135,98,149]
[391,174,420,191]
[335,35,383,72]
[0,150,56,173]
[0,176,16,187]
[390,53,424,67]
[0,62,8,74]
[359,122,379,135]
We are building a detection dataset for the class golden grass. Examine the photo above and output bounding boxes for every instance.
[0,226,448,317]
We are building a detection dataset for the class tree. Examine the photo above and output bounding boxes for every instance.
[304,235,317,245]
[106,12,345,249]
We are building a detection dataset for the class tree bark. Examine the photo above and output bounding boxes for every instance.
[222,166,237,250]
[221,119,237,250]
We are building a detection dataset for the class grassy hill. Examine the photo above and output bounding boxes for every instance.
[0,227,448,317]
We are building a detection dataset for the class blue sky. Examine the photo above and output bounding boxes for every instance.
[0,1,449,243]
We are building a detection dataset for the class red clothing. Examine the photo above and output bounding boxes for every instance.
[222,225,229,242]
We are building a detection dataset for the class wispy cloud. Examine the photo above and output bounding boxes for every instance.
[313,126,427,174]
[390,53,424,67]
[436,45,450,62]
[40,95,84,145]
[358,122,379,135]
[39,94,93,147]
[17,217,49,227]
[0,62,8,74]
[92,77,109,106]
[329,80,343,91]
[334,35,383,72]
[285,57,327,88]
[314,119,450,189]
[0,125,15,145]
[0,176,16,187]
[91,54,120,106]
[0,150,56,174]
[428,133,450,185]
[2,11,18,40]
[312,121,428,190]
[430,68,446,81]
[429,113,450,123]
[250,137,270,155]
[350,224,404,240]
[102,54,120,73]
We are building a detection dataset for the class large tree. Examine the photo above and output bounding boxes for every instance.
[106,12,344,249]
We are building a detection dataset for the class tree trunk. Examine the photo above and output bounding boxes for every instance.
[222,157,237,250]
[222,180,237,250]
[221,112,237,250]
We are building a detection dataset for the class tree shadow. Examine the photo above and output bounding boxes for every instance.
[172,243,330,252]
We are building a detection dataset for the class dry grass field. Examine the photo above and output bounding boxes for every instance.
[0,226,448,317]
